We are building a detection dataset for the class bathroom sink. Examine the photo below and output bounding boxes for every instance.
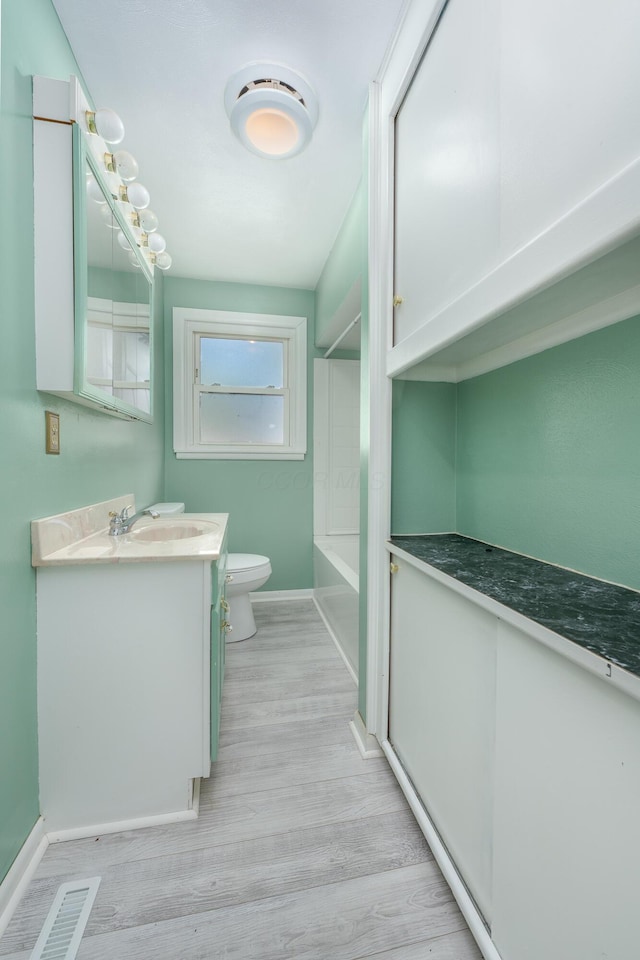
[130,520,219,542]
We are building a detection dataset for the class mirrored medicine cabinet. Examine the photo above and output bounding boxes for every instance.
[74,127,153,420]
[33,75,154,423]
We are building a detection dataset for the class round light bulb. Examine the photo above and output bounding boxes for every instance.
[125,182,150,210]
[128,250,142,269]
[245,108,300,156]
[147,232,166,254]
[138,209,159,233]
[94,107,125,144]
[116,230,132,251]
[113,150,138,181]
[87,175,106,204]
[155,251,172,270]
[100,203,118,228]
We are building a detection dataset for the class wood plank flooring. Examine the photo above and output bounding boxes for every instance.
[0,599,481,960]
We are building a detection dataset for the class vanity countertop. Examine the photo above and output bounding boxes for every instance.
[32,495,228,566]
[389,533,640,681]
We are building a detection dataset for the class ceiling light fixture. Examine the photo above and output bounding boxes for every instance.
[225,62,318,160]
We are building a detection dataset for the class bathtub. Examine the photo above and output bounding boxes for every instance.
[313,535,359,681]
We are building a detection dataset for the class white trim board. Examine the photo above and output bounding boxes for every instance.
[349,710,384,759]
[0,818,49,939]
[250,588,314,602]
[46,806,198,845]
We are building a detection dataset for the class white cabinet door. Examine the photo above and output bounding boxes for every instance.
[500,0,640,257]
[492,620,640,960]
[393,0,640,353]
[394,0,501,346]
[389,558,497,921]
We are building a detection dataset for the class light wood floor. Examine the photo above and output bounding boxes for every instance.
[0,600,481,959]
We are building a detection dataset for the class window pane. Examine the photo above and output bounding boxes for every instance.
[200,337,283,387]
[199,393,284,444]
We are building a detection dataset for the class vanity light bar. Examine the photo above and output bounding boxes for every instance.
[83,100,171,271]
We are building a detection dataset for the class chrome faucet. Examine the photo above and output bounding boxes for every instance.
[108,505,160,536]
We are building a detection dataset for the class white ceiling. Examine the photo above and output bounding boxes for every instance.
[52,0,406,290]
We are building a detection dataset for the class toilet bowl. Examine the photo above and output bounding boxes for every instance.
[225,554,272,641]
[148,505,271,642]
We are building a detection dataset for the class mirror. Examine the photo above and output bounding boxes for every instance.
[74,126,153,421]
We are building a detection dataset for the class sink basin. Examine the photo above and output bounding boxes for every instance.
[130,520,219,542]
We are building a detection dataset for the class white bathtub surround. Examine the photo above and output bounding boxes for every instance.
[313,535,359,681]
[313,359,361,537]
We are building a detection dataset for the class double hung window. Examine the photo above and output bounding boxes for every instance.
[173,308,307,459]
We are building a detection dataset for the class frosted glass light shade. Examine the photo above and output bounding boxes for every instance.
[128,250,142,268]
[138,209,159,233]
[116,230,131,251]
[229,89,312,159]
[87,107,125,144]
[245,108,299,156]
[225,65,318,160]
[155,251,172,270]
[147,232,166,254]
[113,150,139,181]
[124,182,150,210]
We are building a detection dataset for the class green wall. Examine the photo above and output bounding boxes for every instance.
[457,317,640,589]
[391,316,640,592]
[392,381,457,534]
[315,180,366,346]
[163,277,316,591]
[0,0,165,883]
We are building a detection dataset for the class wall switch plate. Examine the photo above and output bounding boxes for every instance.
[45,411,60,454]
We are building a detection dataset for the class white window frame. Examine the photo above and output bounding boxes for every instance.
[173,307,307,460]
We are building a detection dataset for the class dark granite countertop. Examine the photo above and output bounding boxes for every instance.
[390,534,640,679]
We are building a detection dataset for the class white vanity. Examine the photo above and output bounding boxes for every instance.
[32,496,228,838]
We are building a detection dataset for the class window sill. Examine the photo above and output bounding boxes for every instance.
[174,451,306,461]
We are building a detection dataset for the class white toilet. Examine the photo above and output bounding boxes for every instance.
[225,554,272,641]
[148,503,271,642]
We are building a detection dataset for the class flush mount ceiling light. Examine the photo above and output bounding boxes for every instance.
[225,63,318,160]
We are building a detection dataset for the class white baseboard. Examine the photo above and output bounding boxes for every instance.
[312,596,358,686]
[250,588,314,602]
[382,740,502,960]
[46,806,198,844]
[349,709,384,758]
[0,818,49,939]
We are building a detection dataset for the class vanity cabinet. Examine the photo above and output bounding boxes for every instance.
[388,546,640,959]
[37,543,228,836]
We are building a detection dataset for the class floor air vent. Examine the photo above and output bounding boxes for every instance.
[30,877,101,960]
